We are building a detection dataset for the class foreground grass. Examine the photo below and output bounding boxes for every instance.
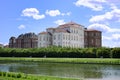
[0,57,120,65]
[0,72,78,80]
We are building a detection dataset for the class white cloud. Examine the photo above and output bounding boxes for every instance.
[89,12,113,22]
[74,0,106,11]
[88,23,120,33]
[112,34,120,40]
[102,34,120,47]
[4,43,8,46]
[102,41,120,48]
[102,36,111,40]
[0,42,8,46]
[46,10,60,17]
[22,8,45,20]
[32,14,45,20]
[74,0,120,47]
[61,12,71,16]
[103,34,120,41]
[107,0,120,4]
[54,20,65,25]
[18,25,26,30]
[89,5,120,23]
[46,10,71,17]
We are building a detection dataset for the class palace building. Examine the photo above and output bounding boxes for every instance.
[38,22,85,48]
[9,22,102,48]
[9,32,38,48]
[84,29,102,48]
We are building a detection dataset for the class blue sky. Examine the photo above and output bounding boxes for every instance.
[0,0,120,47]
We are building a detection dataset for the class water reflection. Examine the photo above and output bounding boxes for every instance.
[0,62,120,80]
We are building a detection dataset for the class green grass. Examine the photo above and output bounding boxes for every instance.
[0,72,79,80]
[0,57,120,65]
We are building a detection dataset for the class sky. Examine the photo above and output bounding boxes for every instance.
[0,0,120,47]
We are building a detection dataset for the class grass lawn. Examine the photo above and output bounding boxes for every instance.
[0,57,120,64]
[0,72,79,80]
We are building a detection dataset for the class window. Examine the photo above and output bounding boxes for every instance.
[63,34,65,40]
[43,36,45,41]
[91,33,94,36]
[74,36,75,40]
[85,32,87,36]
[96,39,98,45]
[54,35,56,40]
[71,29,73,33]
[91,39,94,44]
[73,29,75,33]
[65,35,67,40]
[39,37,41,41]
[76,36,78,41]
[58,42,60,46]
[58,34,60,40]
[54,42,56,45]
[76,30,78,34]
[71,35,73,40]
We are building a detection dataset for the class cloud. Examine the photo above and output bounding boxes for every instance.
[89,12,113,23]
[107,0,120,4]
[0,42,8,46]
[22,8,45,20]
[89,5,120,23]
[88,23,120,33]
[32,15,45,20]
[102,33,120,47]
[102,34,120,41]
[54,20,65,25]
[61,12,71,16]
[46,10,71,17]
[46,10,60,17]
[74,0,120,47]
[18,25,26,30]
[74,0,106,11]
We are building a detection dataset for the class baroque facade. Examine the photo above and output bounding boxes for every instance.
[84,29,102,48]
[9,22,102,48]
[9,32,38,48]
[38,22,85,48]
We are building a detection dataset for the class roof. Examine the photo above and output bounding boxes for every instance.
[39,32,48,34]
[58,21,84,29]
[10,36,16,39]
[85,29,101,32]
[54,28,68,33]
[18,32,37,38]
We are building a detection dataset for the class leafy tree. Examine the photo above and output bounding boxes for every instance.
[112,48,120,58]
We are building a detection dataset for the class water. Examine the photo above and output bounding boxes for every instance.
[0,62,120,80]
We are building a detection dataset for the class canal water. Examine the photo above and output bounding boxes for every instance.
[0,62,120,80]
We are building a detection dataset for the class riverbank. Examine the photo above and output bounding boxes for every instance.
[0,72,79,80]
[0,57,120,65]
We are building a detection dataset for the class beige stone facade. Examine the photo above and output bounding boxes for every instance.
[9,22,102,48]
[38,22,85,48]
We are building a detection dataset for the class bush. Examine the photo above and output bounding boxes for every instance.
[112,48,120,58]
[0,47,120,58]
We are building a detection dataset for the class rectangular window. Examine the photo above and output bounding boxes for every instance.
[54,35,56,40]
[63,34,65,40]
[43,37,45,41]
[58,34,60,40]
[91,39,94,44]
[58,42,60,46]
